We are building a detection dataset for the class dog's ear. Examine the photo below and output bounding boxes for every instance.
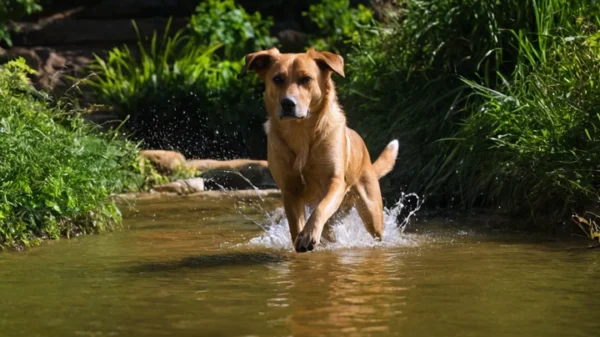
[238,48,280,80]
[307,49,345,78]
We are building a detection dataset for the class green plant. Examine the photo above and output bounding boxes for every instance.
[0,58,142,249]
[89,17,269,159]
[303,0,378,53]
[450,31,600,220]
[189,0,277,60]
[88,19,223,111]
[339,0,600,222]
[0,0,42,46]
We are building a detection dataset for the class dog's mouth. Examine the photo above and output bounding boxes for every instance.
[279,115,306,120]
[279,110,310,120]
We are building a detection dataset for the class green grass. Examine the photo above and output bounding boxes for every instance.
[0,58,143,249]
[452,34,600,220]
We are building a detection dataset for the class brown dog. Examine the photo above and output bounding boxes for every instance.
[239,47,398,252]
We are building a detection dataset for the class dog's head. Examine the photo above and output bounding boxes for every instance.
[239,48,344,121]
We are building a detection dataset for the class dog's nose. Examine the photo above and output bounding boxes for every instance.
[280,97,296,112]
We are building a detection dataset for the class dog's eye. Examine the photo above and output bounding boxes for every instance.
[273,75,284,85]
[299,76,312,85]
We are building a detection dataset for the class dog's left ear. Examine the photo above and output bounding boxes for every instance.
[238,48,280,80]
[307,49,345,78]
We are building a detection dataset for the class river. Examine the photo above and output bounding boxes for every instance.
[0,192,598,337]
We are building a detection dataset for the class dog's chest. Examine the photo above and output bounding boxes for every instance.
[296,156,337,199]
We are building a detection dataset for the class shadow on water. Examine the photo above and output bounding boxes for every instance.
[127,252,289,274]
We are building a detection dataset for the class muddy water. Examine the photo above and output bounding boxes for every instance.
[0,193,599,337]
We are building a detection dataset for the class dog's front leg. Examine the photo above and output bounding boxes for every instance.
[282,190,305,243]
[294,177,346,252]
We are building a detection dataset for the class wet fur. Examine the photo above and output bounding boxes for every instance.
[240,47,398,252]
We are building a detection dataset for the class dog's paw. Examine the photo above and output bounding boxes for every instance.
[294,230,320,253]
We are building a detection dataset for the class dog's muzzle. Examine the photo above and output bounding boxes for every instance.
[279,97,307,120]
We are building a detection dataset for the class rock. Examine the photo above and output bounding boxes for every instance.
[187,159,276,190]
[0,46,100,93]
[186,159,268,171]
[1,47,41,69]
[152,178,204,195]
[139,150,186,175]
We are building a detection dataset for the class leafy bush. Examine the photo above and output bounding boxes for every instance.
[90,7,276,159]
[0,58,142,249]
[189,0,277,59]
[0,0,42,46]
[303,0,378,53]
[340,0,600,222]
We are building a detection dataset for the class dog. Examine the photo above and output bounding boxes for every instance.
[239,47,398,252]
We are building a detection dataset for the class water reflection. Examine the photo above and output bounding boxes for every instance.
[264,249,409,337]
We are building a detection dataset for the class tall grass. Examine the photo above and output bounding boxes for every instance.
[0,58,142,249]
[88,19,223,111]
[340,0,600,222]
[452,33,600,219]
[89,11,273,159]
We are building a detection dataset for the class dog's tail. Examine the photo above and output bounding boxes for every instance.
[372,139,399,179]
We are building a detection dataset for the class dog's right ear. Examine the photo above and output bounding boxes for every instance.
[238,48,280,80]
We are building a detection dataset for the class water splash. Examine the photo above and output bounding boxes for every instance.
[248,193,424,251]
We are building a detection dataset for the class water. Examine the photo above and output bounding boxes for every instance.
[0,193,599,337]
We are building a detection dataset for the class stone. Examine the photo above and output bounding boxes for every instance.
[1,47,42,70]
[0,46,101,94]
[186,159,276,190]
[138,150,186,175]
[152,178,204,195]
[186,159,268,171]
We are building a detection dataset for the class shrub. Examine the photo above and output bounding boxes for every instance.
[303,0,379,54]
[0,58,141,249]
[189,0,277,60]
